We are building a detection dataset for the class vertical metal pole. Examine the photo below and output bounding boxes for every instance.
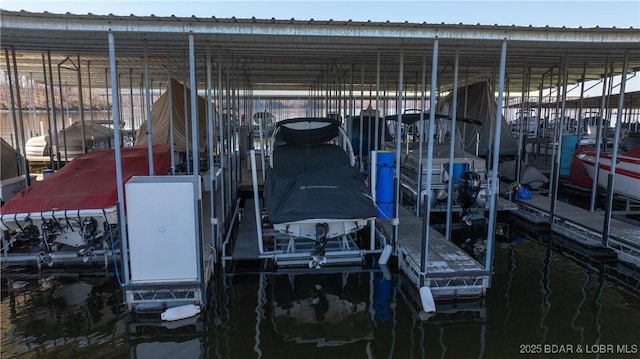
[590,56,609,212]
[42,54,54,168]
[548,68,560,198]
[4,49,21,174]
[87,61,95,143]
[535,86,543,160]
[143,40,154,175]
[10,47,30,184]
[420,40,439,284]
[47,51,61,170]
[108,32,129,284]
[393,48,404,253]
[415,53,426,217]
[77,54,86,154]
[485,40,507,285]
[183,53,190,173]
[167,49,176,175]
[550,56,570,225]
[576,63,587,141]
[129,68,135,144]
[217,50,226,226]
[57,64,68,162]
[206,43,218,254]
[189,34,199,178]
[349,63,354,136]
[374,51,381,151]
[139,76,145,144]
[603,52,629,245]
[29,74,36,137]
[463,70,471,155]
[370,151,377,251]
[225,65,233,213]
[251,149,264,253]
[105,68,111,122]
[515,59,527,184]
[445,48,460,241]
[259,109,266,183]
[359,59,365,173]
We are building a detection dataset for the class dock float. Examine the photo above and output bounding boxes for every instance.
[512,193,640,267]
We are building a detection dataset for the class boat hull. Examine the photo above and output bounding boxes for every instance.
[273,218,371,241]
[577,151,640,201]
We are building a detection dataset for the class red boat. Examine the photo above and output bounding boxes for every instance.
[0,145,171,260]
[570,144,640,201]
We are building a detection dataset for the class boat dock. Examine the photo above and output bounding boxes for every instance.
[225,160,373,269]
[379,204,490,299]
[512,193,640,266]
[1,10,639,323]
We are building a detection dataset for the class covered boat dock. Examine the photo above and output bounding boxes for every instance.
[1,10,639,314]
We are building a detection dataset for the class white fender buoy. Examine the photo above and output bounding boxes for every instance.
[161,304,201,321]
[378,244,393,265]
[418,310,436,321]
[379,263,392,280]
[419,286,436,314]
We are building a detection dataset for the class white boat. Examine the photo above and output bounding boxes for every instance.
[263,118,377,268]
[25,121,115,164]
[577,145,640,201]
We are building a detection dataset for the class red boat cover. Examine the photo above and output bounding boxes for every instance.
[1,144,171,215]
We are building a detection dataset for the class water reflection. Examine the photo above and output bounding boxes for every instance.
[1,273,126,357]
[270,272,376,347]
[2,227,640,358]
[126,316,208,359]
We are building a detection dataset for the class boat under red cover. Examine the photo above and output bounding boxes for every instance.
[1,144,171,219]
[575,145,640,201]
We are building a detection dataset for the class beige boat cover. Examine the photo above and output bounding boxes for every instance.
[134,79,209,152]
[437,81,519,156]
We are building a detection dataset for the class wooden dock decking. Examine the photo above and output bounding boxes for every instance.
[513,193,640,266]
[380,205,490,299]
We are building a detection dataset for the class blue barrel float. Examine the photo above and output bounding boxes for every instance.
[446,162,470,184]
[376,151,394,218]
[560,135,578,177]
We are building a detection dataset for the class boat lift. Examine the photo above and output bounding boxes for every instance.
[231,147,386,269]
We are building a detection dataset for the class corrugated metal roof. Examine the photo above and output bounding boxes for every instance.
[1,10,638,94]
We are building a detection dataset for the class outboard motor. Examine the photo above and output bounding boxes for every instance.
[457,171,482,225]
[81,217,98,241]
[457,172,481,209]
[309,223,329,269]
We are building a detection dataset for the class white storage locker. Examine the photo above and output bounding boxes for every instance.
[125,176,201,284]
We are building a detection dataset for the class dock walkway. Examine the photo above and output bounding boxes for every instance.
[512,193,640,266]
[380,205,489,299]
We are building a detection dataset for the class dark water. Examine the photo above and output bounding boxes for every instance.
[2,221,640,359]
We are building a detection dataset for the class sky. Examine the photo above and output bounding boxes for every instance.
[1,0,639,28]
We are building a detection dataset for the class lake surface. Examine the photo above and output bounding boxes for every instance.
[2,216,639,359]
